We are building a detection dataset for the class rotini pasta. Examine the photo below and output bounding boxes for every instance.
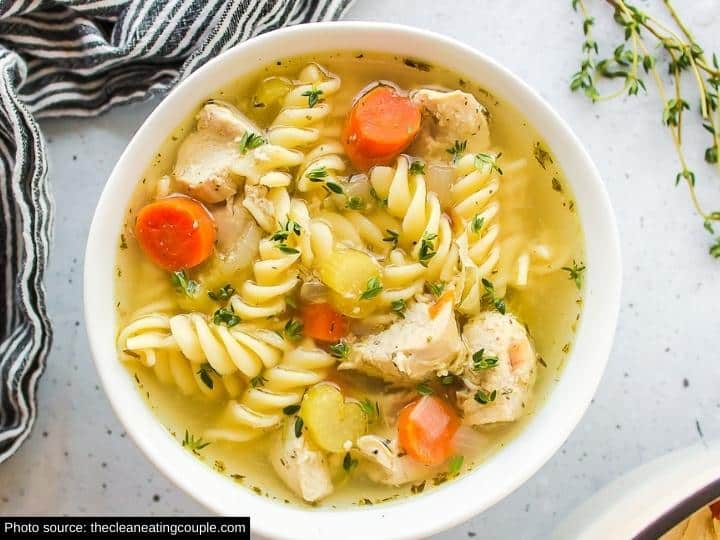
[115,51,585,505]
[118,312,287,397]
[205,339,335,442]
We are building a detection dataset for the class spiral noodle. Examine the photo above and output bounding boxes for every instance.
[117,313,287,398]
[450,153,502,314]
[232,63,342,188]
[230,238,300,320]
[205,339,335,442]
[369,156,443,260]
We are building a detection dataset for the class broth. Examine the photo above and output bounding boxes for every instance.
[115,51,584,508]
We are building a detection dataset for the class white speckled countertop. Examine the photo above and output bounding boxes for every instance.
[1,1,719,538]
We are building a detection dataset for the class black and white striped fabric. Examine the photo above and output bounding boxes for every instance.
[0,0,354,464]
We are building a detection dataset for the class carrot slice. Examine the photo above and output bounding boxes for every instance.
[710,500,720,520]
[342,85,421,170]
[301,302,349,342]
[398,395,459,466]
[429,290,454,319]
[134,196,216,271]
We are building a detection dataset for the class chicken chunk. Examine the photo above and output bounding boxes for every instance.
[356,435,441,486]
[340,300,463,383]
[269,417,334,503]
[210,198,262,270]
[410,88,491,158]
[173,101,259,204]
[457,311,537,425]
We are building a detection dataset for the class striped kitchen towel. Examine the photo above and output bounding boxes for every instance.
[0,0,354,464]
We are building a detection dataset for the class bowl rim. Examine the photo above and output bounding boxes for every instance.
[84,20,621,540]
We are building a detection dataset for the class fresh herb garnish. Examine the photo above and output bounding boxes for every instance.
[212,307,240,327]
[481,278,506,314]
[294,416,304,437]
[383,229,399,249]
[446,140,468,162]
[343,452,359,473]
[470,214,485,234]
[307,166,328,181]
[329,340,350,359]
[474,152,503,175]
[416,381,433,396]
[403,58,432,72]
[182,430,211,453]
[301,87,323,108]
[359,398,380,422]
[283,404,301,416]
[711,237,720,258]
[284,319,303,341]
[360,277,383,300]
[472,349,499,370]
[418,233,437,267]
[391,298,407,318]
[409,160,426,175]
[426,281,446,297]
[171,270,199,297]
[250,375,266,388]
[561,260,586,290]
[570,0,720,254]
[238,131,266,154]
[325,181,344,194]
[448,455,464,474]
[208,283,235,301]
[439,374,455,385]
[533,141,554,170]
[196,364,216,389]
[474,389,497,405]
[345,196,365,210]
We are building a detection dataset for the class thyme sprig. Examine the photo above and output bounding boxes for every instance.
[571,0,720,256]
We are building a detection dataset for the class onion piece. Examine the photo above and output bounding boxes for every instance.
[426,161,454,210]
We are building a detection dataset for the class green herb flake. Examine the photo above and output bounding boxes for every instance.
[439,374,455,385]
[307,166,329,181]
[250,375,267,388]
[284,319,303,341]
[196,364,216,389]
[472,349,499,370]
[418,233,437,267]
[360,277,383,300]
[238,131,266,154]
[446,140,468,162]
[533,142,554,170]
[171,270,199,297]
[448,455,464,474]
[213,307,240,327]
[182,429,211,453]
[481,278,506,314]
[294,416,304,438]
[283,404,300,416]
[403,58,432,72]
[343,452,359,473]
[561,260,586,290]
[474,152,503,175]
[474,389,497,405]
[427,281,446,297]
[383,229,399,249]
[391,298,407,318]
[301,87,323,108]
[329,340,350,359]
[345,196,365,210]
[416,381,433,396]
[208,283,236,301]
[470,214,485,234]
[409,160,426,175]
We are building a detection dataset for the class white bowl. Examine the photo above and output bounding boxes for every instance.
[84,21,621,540]
[553,442,720,539]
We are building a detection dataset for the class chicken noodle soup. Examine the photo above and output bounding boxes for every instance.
[115,52,584,507]
[662,500,720,540]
